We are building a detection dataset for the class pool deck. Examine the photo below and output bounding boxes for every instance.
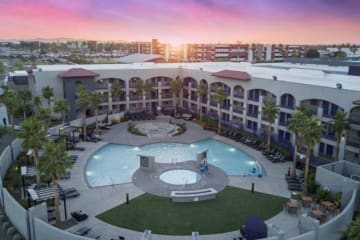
[59,116,300,240]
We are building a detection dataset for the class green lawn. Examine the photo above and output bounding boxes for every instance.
[96,186,286,235]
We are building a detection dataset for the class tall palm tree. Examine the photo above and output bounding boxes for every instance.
[42,85,54,108]
[18,89,32,119]
[54,99,70,126]
[91,92,102,134]
[170,77,183,116]
[330,110,350,161]
[197,82,207,121]
[212,87,227,134]
[18,117,47,184]
[302,117,323,194]
[111,80,123,113]
[75,85,91,141]
[262,100,280,151]
[33,96,42,114]
[37,107,51,130]
[1,89,20,130]
[38,141,72,227]
[134,78,144,110]
[143,81,154,113]
[288,108,307,177]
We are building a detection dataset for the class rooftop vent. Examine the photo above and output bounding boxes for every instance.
[272,75,277,81]
[336,83,342,89]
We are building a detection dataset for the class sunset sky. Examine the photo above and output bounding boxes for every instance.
[0,0,359,44]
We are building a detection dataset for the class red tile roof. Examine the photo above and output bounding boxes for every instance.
[211,70,251,81]
[353,100,360,105]
[58,68,99,78]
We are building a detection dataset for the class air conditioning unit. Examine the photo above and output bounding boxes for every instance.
[336,83,342,89]
[272,75,277,81]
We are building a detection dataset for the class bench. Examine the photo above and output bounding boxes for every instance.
[203,125,218,132]
[170,188,218,202]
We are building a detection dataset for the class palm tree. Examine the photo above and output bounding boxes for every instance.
[288,108,308,177]
[91,92,102,134]
[37,107,51,130]
[143,81,154,113]
[18,89,32,119]
[42,85,54,108]
[111,80,123,113]
[348,216,360,240]
[1,89,20,130]
[33,96,42,114]
[196,82,207,121]
[212,87,227,134]
[134,78,144,110]
[18,117,47,184]
[170,77,183,116]
[349,44,358,57]
[75,85,91,141]
[38,141,72,227]
[330,110,350,161]
[262,100,280,151]
[302,117,323,194]
[54,99,70,126]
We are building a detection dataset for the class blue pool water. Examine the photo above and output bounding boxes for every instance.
[86,139,261,187]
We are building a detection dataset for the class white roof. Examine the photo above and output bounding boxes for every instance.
[117,53,162,64]
[33,62,360,91]
[9,71,28,77]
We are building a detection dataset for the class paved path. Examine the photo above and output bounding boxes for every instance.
[58,117,301,240]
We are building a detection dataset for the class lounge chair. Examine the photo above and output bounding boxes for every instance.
[86,232,100,239]
[70,226,91,236]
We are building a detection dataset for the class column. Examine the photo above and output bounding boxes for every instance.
[108,83,113,113]
[229,87,233,123]
[274,95,280,137]
[242,90,247,128]
[257,95,264,135]
[126,80,130,111]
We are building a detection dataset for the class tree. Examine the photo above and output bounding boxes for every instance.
[111,80,123,113]
[75,85,91,141]
[1,89,20,130]
[330,110,350,161]
[134,78,144,110]
[38,141,72,227]
[54,99,70,125]
[91,92,102,134]
[18,89,32,119]
[288,109,308,177]
[212,87,227,134]
[41,85,54,108]
[302,117,323,195]
[37,107,51,129]
[14,59,24,70]
[196,83,208,121]
[263,100,280,151]
[0,61,5,75]
[0,125,9,139]
[347,216,360,240]
[170,77,183,116]
[305,48,320,58]
[18,117,47,184]
[33,96,42,114]
[334,50,347,58]
[143,81,154,113]
[349,44,358,56]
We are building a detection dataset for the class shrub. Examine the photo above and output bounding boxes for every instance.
[347,215,360,240]
[307,170,320,194]
[173,122,186,136]
[127,124,146,136]
[316,188,333,203]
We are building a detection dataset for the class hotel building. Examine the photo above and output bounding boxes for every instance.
[7,62,360,164]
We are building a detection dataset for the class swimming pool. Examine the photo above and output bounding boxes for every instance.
[86,139,261,187]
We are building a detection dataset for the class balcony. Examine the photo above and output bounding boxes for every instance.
[247,96,259,102]
[247,112,258,119]
[346,136,360,148]
[95,83,108,90]
[322,133,336,141]
[233,107,244,114]
[233,93,244,99]
[191,83,198,88]
[162,93,173,99]
[129,95,142,101]
[349,114,360,125]
[191,96,197,101]
[278,120,288,127]
[322,113,336,119]
[280,104,295,110]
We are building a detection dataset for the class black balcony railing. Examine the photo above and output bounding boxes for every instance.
[280,104,295,110]
[247,112,258,118]
[233,93,244,99]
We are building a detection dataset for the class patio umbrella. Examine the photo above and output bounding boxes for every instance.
[242,216,267,240]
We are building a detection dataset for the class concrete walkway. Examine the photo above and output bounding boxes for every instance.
[58,116,301,240]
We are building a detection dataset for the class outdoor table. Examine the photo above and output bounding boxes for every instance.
[302,196,313,207]
[287,201,299,215]
[321,201,335,211]
[310,209,326,223]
